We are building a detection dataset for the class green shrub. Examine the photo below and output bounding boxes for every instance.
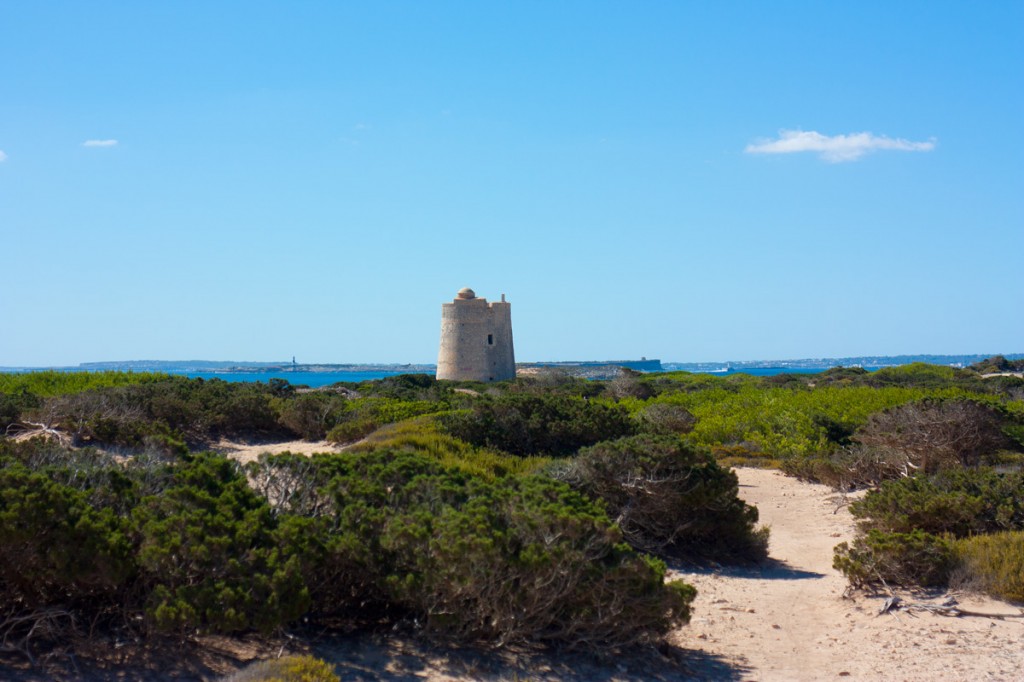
[324,398,441,444]
[0,462,133,607]
[132,453,309,634]
[864,363,984,390]
[0,370,169,397]
[345,416,550,478]
[833,529,956,589]
[605,370,656,400]
[250,450,695,650]
[969,355,1024,374]
[0,389,42,430]
[510,372,607,399]
[713,443,783,469]
[848,469,1024,537]
[838,468,1024,597]
[274,392,349,440]
[443,393,636,457]
[815,366,869,385]
[349,373,452,401]
[29,378,295,449]
[953,531,1024,602]
[781,455,847,487]
[853,398,1010,474]
[325,418,378,444]
[659,385,943,460]
[221,655,340,682]
[1,437,695,651]
[390,474,694,647]
[635,402,696,436]
[558,435,768,563]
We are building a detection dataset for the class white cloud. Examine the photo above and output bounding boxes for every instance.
[0,150,7,162]
[745,130,935,163]
[82,139,118,148]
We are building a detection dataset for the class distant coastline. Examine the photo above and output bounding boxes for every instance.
[2,353,1021,385]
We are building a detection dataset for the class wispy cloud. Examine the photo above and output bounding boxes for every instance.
[745,130,936,163]
[82,139,118,148]
[0,150,7,162]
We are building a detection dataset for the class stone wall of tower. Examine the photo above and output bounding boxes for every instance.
[436,293,516,382]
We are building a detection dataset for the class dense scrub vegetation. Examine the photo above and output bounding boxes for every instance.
[3,357,1023,662]
[969,355,1024,374]
[833,468,1024,599]
[619,368,1020,477]
[558,435,768,562]
[443,393,637,456]
[0,437,695,656]
[4,363,1020,477]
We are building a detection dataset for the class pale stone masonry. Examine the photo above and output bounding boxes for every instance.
[436,287,516,382]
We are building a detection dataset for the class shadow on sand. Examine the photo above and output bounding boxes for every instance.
[309,631,752,682]
[671,557,826,581]
[2,629,753,682]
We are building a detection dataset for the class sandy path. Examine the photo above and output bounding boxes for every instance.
[673,468,1024,681]
[213,439,347,464]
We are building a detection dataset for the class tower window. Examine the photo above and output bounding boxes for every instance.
[487,334,494,345]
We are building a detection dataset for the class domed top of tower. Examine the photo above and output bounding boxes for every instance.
[456,287,476,300]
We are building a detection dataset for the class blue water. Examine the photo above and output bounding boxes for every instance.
[176,366,875,386]
[3,366,884,386]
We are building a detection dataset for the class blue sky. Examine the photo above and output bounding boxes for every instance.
[1,1,1021,366]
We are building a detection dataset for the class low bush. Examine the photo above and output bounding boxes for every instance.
[255,450,696,650]
[345,416,550,479]
[713,443,782,469]
[132,453,309,634]
[848,468,1024,537]
[863,363,986,390]
[387,473,694,647]
[833,529,956,589]
[510,372,607,399]
[853,398,1010,474]
[556,435,768,563]
[325,398,441,444]
[0,370,169,397]
[952,531,1024,602]
[274,392,349,440]
[325,417,379,444]
[635,402,696,436]
[24,379,294,448]
[652,384,942,462]
[836,468,1024,598]
[348,373,452,402]
[605,370,656,400]
[221,655,340,682]
[443,393,636,457]
[0,462,133,609]
[969,355,1024,374]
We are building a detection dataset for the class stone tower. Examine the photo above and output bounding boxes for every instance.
[436,287,516,382]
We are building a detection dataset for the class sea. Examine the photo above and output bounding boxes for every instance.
[176,366,886,387]
[1,366,887,387]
